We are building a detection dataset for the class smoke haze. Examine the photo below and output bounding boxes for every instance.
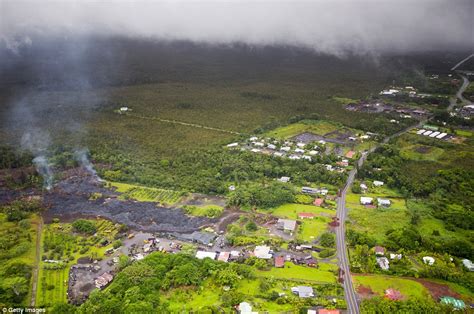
[1,0,473,56]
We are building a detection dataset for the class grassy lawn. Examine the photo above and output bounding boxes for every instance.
[257,262,337,283]
[266,120,341,139]
[108,181,185,205]
[270,203,335,242]
[271,203,335,219]
[455,129,473,137]
[353,274,430,299]
[36,219,119,307]
[400,144,445,161]
[298,217,331,242]
[347,192,409,243]
[183,204,224,218]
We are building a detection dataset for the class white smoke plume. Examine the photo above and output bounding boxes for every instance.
[21,130,54,190]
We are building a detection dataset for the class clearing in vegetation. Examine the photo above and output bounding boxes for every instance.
[353,274,430,300]
[257,262,337,283]
[108,181,186,205]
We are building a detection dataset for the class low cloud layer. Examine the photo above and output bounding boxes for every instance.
[1,0,472,55]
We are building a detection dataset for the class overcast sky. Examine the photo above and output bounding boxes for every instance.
[1,0,473,55]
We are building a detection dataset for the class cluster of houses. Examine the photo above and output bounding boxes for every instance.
[227,136,325,162]
[453,104,474,120]
[346,101,427,119]
[374,246,403,271]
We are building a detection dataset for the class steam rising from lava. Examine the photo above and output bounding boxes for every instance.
[21,130,54,190]
[74,148,102,181]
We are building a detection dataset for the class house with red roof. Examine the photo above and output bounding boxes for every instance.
[313,198,324,206]
[274,255,285,268]
[298,212,315,219]
[345,150,356,159]
[385,288,402,300]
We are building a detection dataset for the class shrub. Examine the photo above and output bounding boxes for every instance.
[72,219,97,234]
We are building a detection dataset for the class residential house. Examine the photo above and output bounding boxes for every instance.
[345,151,356,159]
[196,251,217,260]
[277,219,297,233]
[390,253,402,260]
[318,310,341,314]
[423,256,435,265]
[278,176,291,183]
[250,148,261,153]
[218,252,230,262]
[95,272,113,289]
[237,302,256,314]
[297,142,306,148]
[291,286,314,298]
[440,297,466,310]
[320,188,329,195]
[302,187,319,194]
[273,151,284,157]
[360,197,373,205]
[289,155,301,160]
[295,148,305,154]
[280,146,291,152]
[267,144,277,150]
[373,180,384,187]
[374,246,385,256]
[274,255,285,268]
[302,155,312,161]
[309,150,319,155]
[376,257,390,270]
[385,289,402,300]
[254,246,272,259]
[360,183,368,191]
[313,198,324,206]
[226,142,239,148]
[249,136,258,141]
[462,259,474,271]
[119,107,129,112]
[298,212,315,219]
[377,198,391,207]
[304,257,317,267]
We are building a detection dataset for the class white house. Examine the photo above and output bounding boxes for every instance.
[119,107,129,112]
[360,183,368,190]
[390,253,403,260]
[249,136,258,141]
[273,151,284,157]
[238,302,256,314]
[376,257,390,270]
[377,198,391,207]
[250,148,261,153]
[462,259,474,271]
[373,180,384,187]
[278,176,291,183]
[295,148,305,154]
[277,219,297,233]
[289,155,301,160]
[280,146,291,152]
[254,246,272,259]
[302,155,312,161]
[309,150,319,155]
[296,142,306,148]
[423,256,435,266]
[291,286,314,298]
[227,142,239,148]
[196,251,217,260]
[267,144,276,150]
[253,142,265,147]
[416,129,426,135]
[360,197,374,205]
[320,188,329,196]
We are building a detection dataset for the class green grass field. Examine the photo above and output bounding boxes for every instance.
[183,204,224,218]
[266,120,341,139]
[270,203,335,242]
[400,144,445,161]
[257,262,337,283]
[108,181,185,205]
[353,274,430,299]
